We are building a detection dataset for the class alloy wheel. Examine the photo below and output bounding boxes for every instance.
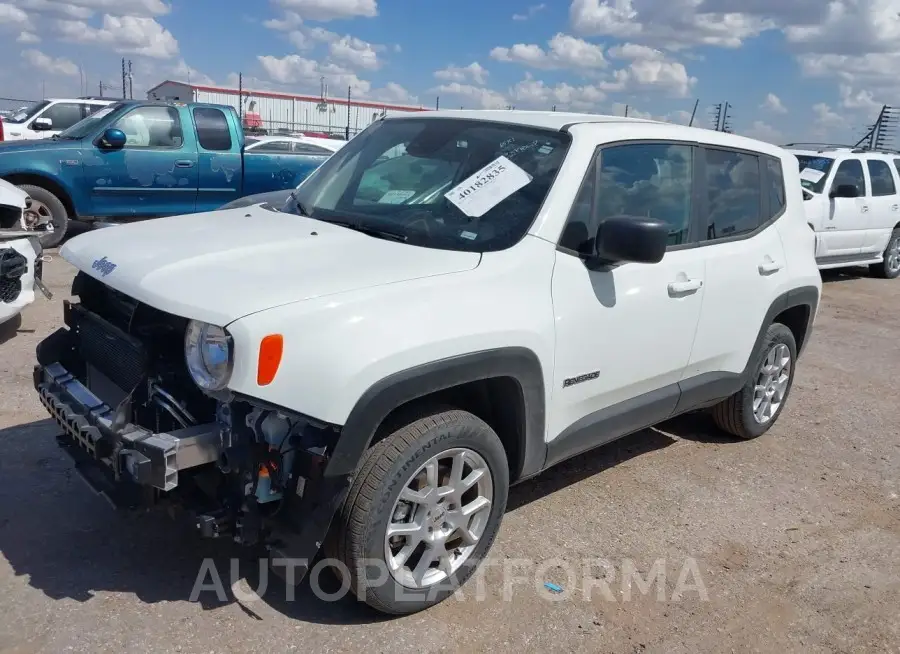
[752,343,792,424]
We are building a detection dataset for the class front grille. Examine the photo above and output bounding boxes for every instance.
[69,302,147,392]
[0,248,27,303]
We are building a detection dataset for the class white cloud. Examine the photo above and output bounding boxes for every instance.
[431,82,508,109]
[434,62,489,85]
[742,119,783,143]
[602,43,697,97]
[761,92,787,113]
[21,48,79,76]
[570,0,773,50]
[513,3,546,20]
[510,73,606,110]
[838,84,882,113]
[19,0,170,17]
[273,0,377,21]
[370,82,416,104]
[17,31,40,43]
[329,35,382,70]
[812,102,846,132]
[257,54,372,95]
[0,3,31,26]
[490,32,607,70]
[172,59,215,86]
[56,14,179,58]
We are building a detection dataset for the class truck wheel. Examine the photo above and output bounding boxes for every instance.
[869,227,900,279]
[19,184,68,249]
[330,409,509,615]
[711,323,798,440]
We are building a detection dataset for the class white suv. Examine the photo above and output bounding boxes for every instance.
[33,111,821,614]
[788,143,900,278]
[0,98,115,141]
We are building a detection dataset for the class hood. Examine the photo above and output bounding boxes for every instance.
[219,189,293,211]
[0,138,80,154]
[60,204,481,325]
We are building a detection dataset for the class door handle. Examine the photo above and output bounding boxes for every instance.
[892,204,899,211]
[667,279,703,295]
[174,159,194,168]
[758,260,783,275]
[861,205,870,213]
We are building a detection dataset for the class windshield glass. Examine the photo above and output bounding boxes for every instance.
[57,103,126,140]
[795,155,834,193]
[5,100,50,124]
[290,117,571,252]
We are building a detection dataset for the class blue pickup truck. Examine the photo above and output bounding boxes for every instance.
[0,100,331,246]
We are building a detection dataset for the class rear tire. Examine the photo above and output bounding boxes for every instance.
[329,409,509,615]
[18,184,68,249]
[711,323,797,439]
[869,227,900,279]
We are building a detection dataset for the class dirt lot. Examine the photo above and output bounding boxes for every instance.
[0,252,898,654]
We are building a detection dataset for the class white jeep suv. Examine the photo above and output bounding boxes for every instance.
[788,143,900,278]
[33,111,821,614]
[1,98,115,141]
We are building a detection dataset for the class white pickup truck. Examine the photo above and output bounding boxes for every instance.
[33,110,821,614]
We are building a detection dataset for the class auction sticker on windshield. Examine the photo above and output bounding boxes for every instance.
[800,168,826,184]
[445,156,532,217]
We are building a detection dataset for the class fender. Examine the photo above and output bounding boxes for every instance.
[332,346,547,481]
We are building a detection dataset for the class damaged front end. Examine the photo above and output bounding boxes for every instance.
[34,271,351,582]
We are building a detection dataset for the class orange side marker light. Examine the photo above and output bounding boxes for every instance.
[257,334,283,386]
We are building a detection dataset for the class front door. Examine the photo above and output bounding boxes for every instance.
[820,157,868,258]
[548,141,704,460]
[86,105,198,218]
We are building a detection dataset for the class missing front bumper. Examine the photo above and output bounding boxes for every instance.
[34,362,222,492]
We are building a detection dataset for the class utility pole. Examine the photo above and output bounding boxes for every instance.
[122,58,126,99]
[128,60,133,99]
[436,96,440,110]
[688,98,699,127]
[346,85,351,140]
[624,104,629,117]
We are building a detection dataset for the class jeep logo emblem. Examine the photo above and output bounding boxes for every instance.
[92,256,117,277]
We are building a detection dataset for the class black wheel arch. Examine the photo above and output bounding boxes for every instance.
[333,347,547,483]
[742,285,819,381]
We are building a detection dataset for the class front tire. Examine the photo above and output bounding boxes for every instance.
[711,323,798,439]
[869,227,900,279]
[18,184,68,249]
[329,409,509,615]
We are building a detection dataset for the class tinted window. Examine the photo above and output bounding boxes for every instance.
[765,156,785,217]
[113,106,183,148]
[831,159,866,196]
[560,142,693,252]
[193,107,232,151]
[82,103,107,117]
[253,140,292,152]
[704,148,762,240]
[795,155,834,194]
[293,143,332,156]
[39,103,83,131]
[866,159,896,196]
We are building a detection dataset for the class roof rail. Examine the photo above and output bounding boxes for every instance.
[782,142,858,150]
[77,95,116,100]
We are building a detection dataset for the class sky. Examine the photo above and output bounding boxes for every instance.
[0,0,897,145]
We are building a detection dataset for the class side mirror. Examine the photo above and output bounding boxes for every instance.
[98,128,127,150]
[32,117,52,131]
[829,183,859,199]
[593,215,669,265]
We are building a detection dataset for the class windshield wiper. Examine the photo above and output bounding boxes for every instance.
[288,190,311,217]
[325,219,408,242]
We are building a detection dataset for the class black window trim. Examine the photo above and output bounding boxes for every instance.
[93,104,185,151]
[556,138,705,258]
[192,106,233,152]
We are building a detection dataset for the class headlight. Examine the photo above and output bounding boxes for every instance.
[185,320,233,391]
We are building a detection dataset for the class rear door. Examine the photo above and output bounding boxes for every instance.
[861,157,899,255]
[192,106,242,212]
[683,147,789,386]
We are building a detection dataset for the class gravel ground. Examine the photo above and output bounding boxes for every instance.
[0,252,898,654]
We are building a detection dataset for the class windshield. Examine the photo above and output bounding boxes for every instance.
[795,155,834,194]
[57,103,126,140]
[290,117,571,252]
[5,100,50,124]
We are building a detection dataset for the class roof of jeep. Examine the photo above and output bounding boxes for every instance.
[382,109,664,131]
[383,109,790,158]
